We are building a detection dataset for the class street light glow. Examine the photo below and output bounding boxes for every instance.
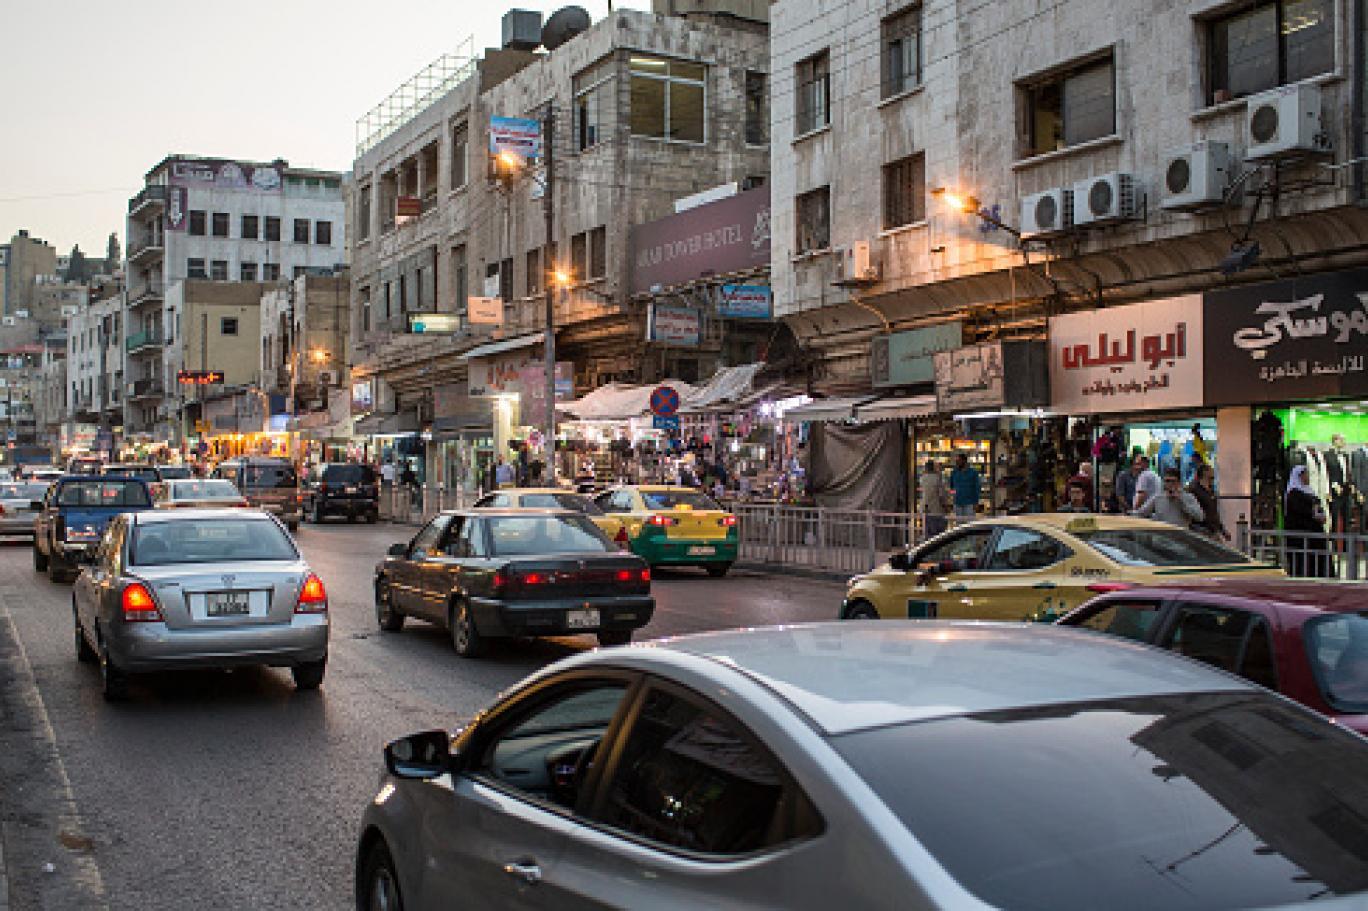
[940,192,978,214]
[497,151,523,171]
[552,269,572,286]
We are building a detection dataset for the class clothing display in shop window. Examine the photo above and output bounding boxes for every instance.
[1304,447,1330,517]
[1156,439,1177,476]
[1354,445,1368,504]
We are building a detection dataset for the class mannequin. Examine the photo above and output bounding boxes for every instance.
[1305,446,1330,518]
[1354,443,1368,531]
[1326,434,1353,533]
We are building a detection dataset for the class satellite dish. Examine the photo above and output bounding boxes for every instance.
[542,6,591,51]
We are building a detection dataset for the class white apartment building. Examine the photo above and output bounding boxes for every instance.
[124,156,347,440]
[64,290,124,425]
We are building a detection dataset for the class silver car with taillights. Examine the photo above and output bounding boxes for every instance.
[0,480,50,536]
[72,508,329,700]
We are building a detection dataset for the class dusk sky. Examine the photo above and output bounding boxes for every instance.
[0,0,645,258]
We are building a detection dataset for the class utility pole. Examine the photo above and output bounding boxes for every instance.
[542,105,557,480]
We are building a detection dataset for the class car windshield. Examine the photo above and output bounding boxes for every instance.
[130,519,297,566]
[519,493,604,515]
[167,480,241,501]
[1304,612,1368,716]
[321,464,375,484]
[486,515,614,556]
[836,692,1368,910]
[1075,527,1252,567]
[640,490,720,510]
[0,482,49,499]
[243,464,297,489]
[158,466,192,480]
[56,481,150,508]
[103,466,159,481]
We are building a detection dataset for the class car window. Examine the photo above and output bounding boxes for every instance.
[409,516,450,557]
[986,528,1068,571]
[321,464,375,484]
[1069,599,1163,643]
[521,493,604,515]
[130,519,297,566]
[158,467,192,480]
[56,481,151,508]
[1304,612,1368,715]
[1075,528,1251,567]
[640,490,720,511]
[439,517,468,557]
[0,482,48,499]
[103,466,160,481]
[834,692,1368,910]
[458,518,489,558]
[486,515,614,556]
[594,491,618,512]
[169,480,241,500]
[595,685,821,856]
[1161,605,1277,688]
[918,529,995,570]
[243,464,298,489]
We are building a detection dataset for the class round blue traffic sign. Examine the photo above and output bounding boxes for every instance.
[649,385,680,417]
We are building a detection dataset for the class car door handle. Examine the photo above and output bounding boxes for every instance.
[503,861,542,885]
[1033,581,1057,590]
[946,583,969,592]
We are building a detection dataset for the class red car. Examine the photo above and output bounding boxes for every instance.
[1058,579,1368,735]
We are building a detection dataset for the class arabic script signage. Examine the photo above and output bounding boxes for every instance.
[872,323,963,388]
[1204,269,1368,405]
[1049,295,1204,414]
[934,340,1049,412]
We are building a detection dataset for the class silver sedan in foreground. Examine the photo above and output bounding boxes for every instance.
[356,621,1368,911]
[0,480,50,537]
[73,508,329,700]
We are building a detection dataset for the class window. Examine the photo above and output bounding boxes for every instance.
[1075,527,1252,567]
[240,262,258,281]
[883,153,926,229]
[796,51,830,134]
[589,226,607,279]
[1209,0,1332,103]
[131,518,295,566]
[187,258,207,279]
[596,685,820,854]
[917,528,995,570]
[985,527,1067,571]
[640,490,719,510]
[357,184,371,241]
[571,232,588,281]
[744,71,768,145]
[574,59,614,151]
[315,220,332,246]
[795,187,830,253]
[398,275,408,313]
[210,260,228,281]
[485,515,612,556]
[1021,54,1115,156]
[293,266,308,279]
[881,5,922,98]
[189,210,206,236]
[1305,612,1368,714]
[241,215,259,240]
[359,286,371,333]
[409,516,450,558]
[1071,600,1162,642]
[499,257,513,303]
[383,281,393,320]
[265,217,281,242]
[1161,605,1278,689]
[211,212,229,238]
[220,317,238,336]
[450,121,468,189]
[293,219,310,243]
[526,248,542,297]
[415,267,425,310]
[630,55,705,142]
[451,245,467,311]
[263,263,280,281]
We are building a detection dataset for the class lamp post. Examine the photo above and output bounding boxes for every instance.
[933,189,1023,239]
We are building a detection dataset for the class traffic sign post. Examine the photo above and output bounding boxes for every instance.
[649,385,681,417]
[652,415,680,432]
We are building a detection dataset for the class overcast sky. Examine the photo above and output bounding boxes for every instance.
[0,0,645,258]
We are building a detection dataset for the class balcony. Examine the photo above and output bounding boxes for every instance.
[127,378,164,400]
[128,234,165,266]
[128,284,163,309]
[126,330,164,354]
[128,185,167,216]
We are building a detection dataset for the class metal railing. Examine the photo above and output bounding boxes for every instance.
[128,185,167,213]
[376,484,476,525]
[126,330,163,352]
[1236,522,1366,581]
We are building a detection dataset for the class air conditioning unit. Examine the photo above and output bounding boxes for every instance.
[1073,173,1144,227]
[1160,141,1233,210]
[844,240,881,282]
[1245,83,1328,160]
[1020,188,1074,239]
[61,305,79,317]
[1,317,13,327]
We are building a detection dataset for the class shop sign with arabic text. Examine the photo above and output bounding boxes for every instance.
[1204,269,1368,405]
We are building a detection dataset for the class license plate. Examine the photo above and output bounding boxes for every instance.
[687,546,716,556]
[345,486,358,494]
[208,592,251,617]
[566,608,600,629]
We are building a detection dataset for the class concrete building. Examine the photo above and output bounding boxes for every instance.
[124,156,346,440]
[0,229,57,317]
[64,288,124,428]
[260,273,353,457]
[34,342,68,452]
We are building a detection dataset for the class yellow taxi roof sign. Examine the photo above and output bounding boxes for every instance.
[1064,516,1100,535]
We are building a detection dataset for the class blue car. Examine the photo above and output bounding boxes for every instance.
[32,476,155,582]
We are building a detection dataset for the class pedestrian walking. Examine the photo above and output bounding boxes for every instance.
[949,453,981,520]
[1188,463,1229,541]
[1132,468,1203,528]
[919,459,951,538]
[1114,454,1144,513]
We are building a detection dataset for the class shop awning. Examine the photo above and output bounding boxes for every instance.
[784,395,881,423]
[558,381,697,421]
[353,411,420,435]
[681,363,765,413]
[458,333,547,360]
[854,394,938,422]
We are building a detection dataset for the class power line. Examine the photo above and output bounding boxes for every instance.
[0,187,136,204]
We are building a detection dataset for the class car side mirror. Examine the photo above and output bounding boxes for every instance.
[387,543,407,557]
[889,551,912,572]
[384,730,455,780]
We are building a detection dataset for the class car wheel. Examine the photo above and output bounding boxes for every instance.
[48,558,70,584]
[347,513,357,524]
[844,600,880,620]
[365,512,378,525]
[73,604,96,664]
[359,839,404,911]
[597,629,632,647]
[449,599,485,659]
[99,637,129,701]
[375,583,404,633]
[292,657,326,690]
[33,545,48,572]
[705,562,732,578]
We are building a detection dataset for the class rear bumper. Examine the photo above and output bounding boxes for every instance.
[469,595,654,638]
[631,536,737,565]
[0,518,36,536]
[255,502,303,522]
[316,498,378,517]
[105,615,329,672]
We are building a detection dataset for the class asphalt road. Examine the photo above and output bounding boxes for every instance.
[0,523,843,911]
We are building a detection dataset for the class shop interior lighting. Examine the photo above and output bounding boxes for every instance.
[952,408,1056,420]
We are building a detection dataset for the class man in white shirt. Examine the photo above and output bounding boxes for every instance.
[381,460,396,487]
[1132,456,1162,510]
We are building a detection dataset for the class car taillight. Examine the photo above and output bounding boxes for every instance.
[492,572,506,596]
[295,573,328,613]
[1086,582,1135,594]
[640,568,651,583]
[615,569,632,582]
[0,504,5,515]
[521,571,546,586]
[121,583,163,622]
[647,515,677,527]
[718,515,737,527]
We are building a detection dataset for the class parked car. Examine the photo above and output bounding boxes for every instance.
[473,487,626,540]
[841,514,1283,624]
[212,457,302,531]
[1058,578,1368,734]
[356,621,1368,911]
[0,480,51,538]
[155,479,249,509]
[100,463,163,482]
[374,508,653,657]
[593,485,738,576]
[33,476,156,582]
[305,462,379,524]
[72,508,329,700]
[20,465,62,482]
[157,465,194,481]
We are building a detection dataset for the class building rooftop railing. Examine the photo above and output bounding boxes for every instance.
[355,38,475,158]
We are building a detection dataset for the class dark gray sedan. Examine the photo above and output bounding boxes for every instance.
[356,622,1368,910]
[72,508,329,700]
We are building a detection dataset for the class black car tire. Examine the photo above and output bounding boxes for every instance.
[705,562,732,578]
[33,544,48,572]
[843,600,880,620]
[74,605,96,664]
[449,599,485,659]
[99,638,129,702]
[365,512,378,525]
[597,629,632,647]
[347,513,357,524]
[376,583,405,633]
[292,657,326,690]
[358,839,405,911]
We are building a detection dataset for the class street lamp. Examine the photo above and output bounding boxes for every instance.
[543,267,573,480]
[932,187,1022,238]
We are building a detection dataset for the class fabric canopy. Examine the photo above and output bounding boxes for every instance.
[808,420,907,512]
[557,381,697,421]
[681,363,766,413]
[784,395,880,423]
[854,394,938,422]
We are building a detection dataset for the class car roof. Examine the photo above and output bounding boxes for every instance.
[631,485,709,493]
[499,488,584,496]
[966,513,1170,532]
[449,507,579,517]
[133,507,276,524]
[59,474,145,483]
[632,621,1254,736]
[1107,578,1368,614]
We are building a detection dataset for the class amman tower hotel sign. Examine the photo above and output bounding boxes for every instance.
[629,188,771,295]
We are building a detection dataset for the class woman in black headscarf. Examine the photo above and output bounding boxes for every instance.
[1285,465,1330,578]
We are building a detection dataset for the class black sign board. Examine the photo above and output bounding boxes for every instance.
[1204,269,1368,406]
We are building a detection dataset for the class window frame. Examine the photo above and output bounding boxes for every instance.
[292,218,310,244]
[1157,601,1280,689]
[188,210,206,236]
[209,260,228,281]
[881,4,923,99]
[795,186,831,254]
[628,53,707,144]
[795,50,831,135]
[882,152,927,230]
[573,59,615,152]
[211,212,230,238]
[1018,52,1117,158]
[220,316,239,337]
[264,217,281,242]
[315,220,332,246]
[1206,0,1335,104]
[241,214,259,240]
[744,70,768,146]
[982,526,1072,573]
[450,119,469,190]
[187,258,207,280]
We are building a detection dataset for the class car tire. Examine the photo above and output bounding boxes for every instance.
[292,657,326,690]
[375,583,405,633]
[73,605,96,664]
[365,512,378,525]
[358,839,405,911]
[347,513,357,524]
[449,599,485,659]
[99,637,130,702]
[705,562,732,578]
[33,545,48,572]
[597,629,632,647]
[48,558,70,584]
[843,600,880,620]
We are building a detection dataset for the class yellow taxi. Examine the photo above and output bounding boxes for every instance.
[472,488,626,540]
[841,514,1283,623]
[593,486,738,576]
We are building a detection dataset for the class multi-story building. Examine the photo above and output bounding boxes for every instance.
[124,156,346,440]
[65,288,124,428]
[771,0,1367,526]
[0,229,57,317]
[260,274,351,449]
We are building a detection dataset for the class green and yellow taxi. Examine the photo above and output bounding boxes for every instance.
[472,488,626,540]
[593,486,738,576]
[841,514,1283,623]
